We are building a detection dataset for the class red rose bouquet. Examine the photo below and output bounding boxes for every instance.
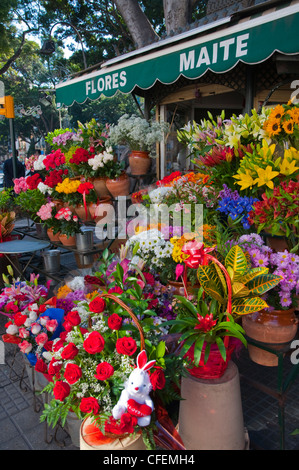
[40,263,184,449]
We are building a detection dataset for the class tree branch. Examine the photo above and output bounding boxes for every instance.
[0,29,39,76]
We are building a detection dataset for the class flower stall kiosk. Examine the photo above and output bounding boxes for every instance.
[0,91,298,450]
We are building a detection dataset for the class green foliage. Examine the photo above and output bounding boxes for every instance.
[197,245,282,315]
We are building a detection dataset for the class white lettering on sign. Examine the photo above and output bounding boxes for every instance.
[85,70,127,96]
[179,33,249,72]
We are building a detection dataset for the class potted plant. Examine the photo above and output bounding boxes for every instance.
[234,233,299,365]
[15,189,48,237]
[107,114,169,175]
[87,147,124,198]
[54,207,81,246]
[248,180,299,252]
[39,263,184,450]
[36,201,62,241]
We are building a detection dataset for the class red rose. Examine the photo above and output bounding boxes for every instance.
[108,286,123,295]
[107,313,122,331]
[65,310,81,327]
[53,381,70,401]
[79,397,100,415]
[35,358,48,374]
[48,359,62,377]
[61,342,79,360]
[52,339,64,352]
[94,362,114,381]
[105,413,137,435]
[64,363,82,385]
[116,337,137,356]
[89,297,106,313]
[83,331,105,354]
[14,313,27,327]
[150,368,166,390]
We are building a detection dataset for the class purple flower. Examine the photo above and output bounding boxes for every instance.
[56,298,75,314]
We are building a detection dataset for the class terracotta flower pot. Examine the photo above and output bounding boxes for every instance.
[88,197,113,224]
[47,228,61,242]
[58,233,76,247]
[129,150,151,175]
[167,280,195,296]
[242,308,298,366]
[52,199,64,211]
[105,172,130,198]
[74,204,93,222]
[88,177,110,198]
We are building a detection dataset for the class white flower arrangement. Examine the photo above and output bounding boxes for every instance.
[126,229,173,269]
[33,154,46,171]
[107,114,169,156]
[37,182,53,195]
[88,147,114,171]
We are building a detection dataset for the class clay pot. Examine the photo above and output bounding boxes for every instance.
[242,308,298,366]
[129,150,151,175]
[47,228,61,242]
[74,204,93,222]
[167,280,196,296]
[88,177,110,198]
[52,199,64,211]
[105,172,130,198]
[58,233,76,247]
[88,197,113,224]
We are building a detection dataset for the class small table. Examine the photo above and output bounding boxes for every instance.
[0,239,50,279]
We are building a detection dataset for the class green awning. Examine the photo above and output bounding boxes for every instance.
[56,3,299,108]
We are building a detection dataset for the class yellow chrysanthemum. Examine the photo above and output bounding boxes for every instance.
[55,178,81,194]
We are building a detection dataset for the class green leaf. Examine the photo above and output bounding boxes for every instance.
[193,336,205,366]
[225,245,248,280]
[246,274,282,296]
[156,341,166,359]
[240,267,269,284]
[215,337,227,361]
[175,295,198,317]
[232,297,269,315]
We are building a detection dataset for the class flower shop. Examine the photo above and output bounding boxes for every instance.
[0,93,299,451]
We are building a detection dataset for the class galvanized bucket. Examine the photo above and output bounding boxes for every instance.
[76,228,94,252]
[42,250,61,273]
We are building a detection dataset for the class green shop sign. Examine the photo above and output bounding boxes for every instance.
[56,5,299,108]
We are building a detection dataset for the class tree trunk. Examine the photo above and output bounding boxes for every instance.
[163,0,192,35]
[113,0,159,48]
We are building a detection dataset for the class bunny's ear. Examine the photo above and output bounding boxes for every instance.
[137,350,148,369]
[142,360,156,371]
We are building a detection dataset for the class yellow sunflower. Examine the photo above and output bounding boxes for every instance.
[282,119,294,135]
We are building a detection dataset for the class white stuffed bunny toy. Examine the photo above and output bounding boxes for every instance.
[112,350,156,427]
